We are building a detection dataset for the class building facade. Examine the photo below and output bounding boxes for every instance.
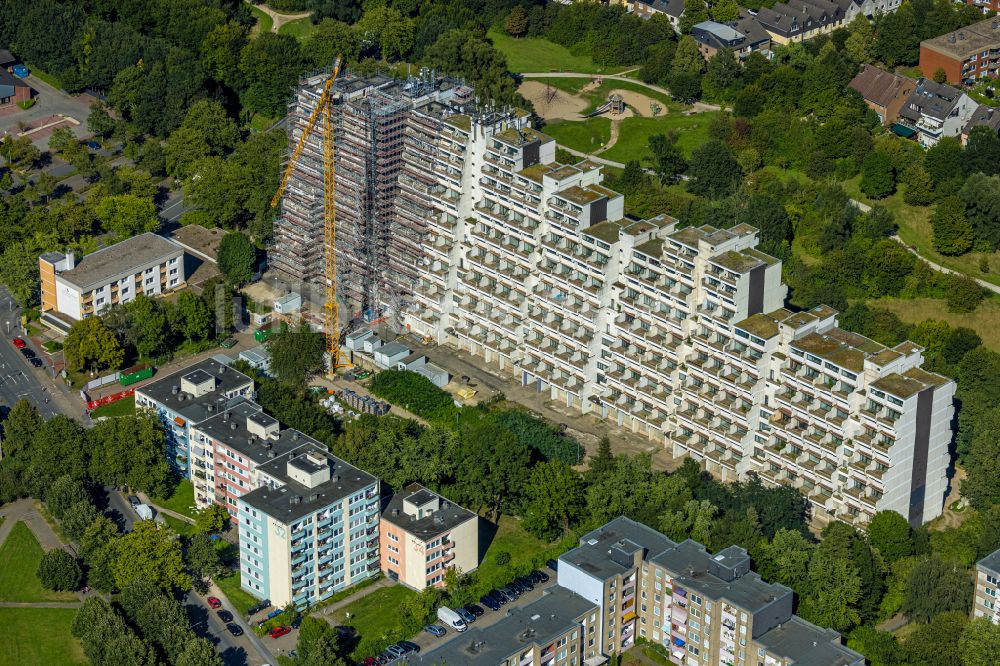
[974,549,1000,623]
[558,517,865,665]
[896,78,979,146]
[0,68,30,108]
[237,447,380,608]
[39,233,185,324]
[135,360,255,480]
[379,483,479,589]
[920,18,1000,84]
[848,64,917,125]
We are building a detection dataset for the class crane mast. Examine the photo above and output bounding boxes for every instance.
[271,57,351,372]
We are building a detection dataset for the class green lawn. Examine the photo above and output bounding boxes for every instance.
[0,608,86,665]
[162,514,194,536]
[0,522,78,602]
[249,4,273,34]
[90,395,135,418]
[278,17,317,40]
[544,117,612,152]
[151,479,197,518]
[216,571,260,616]
[488,30,627,75]
[473,515,568,593]
[841,175,1000,287]
[329,585,419,658]
[601,113,719,163]
[868,296,1000,352]
[23,64,62,90]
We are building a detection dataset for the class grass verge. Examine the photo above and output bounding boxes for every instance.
[329,585,419,658]
[0,522,78,602]
[216,570,260,616]
[867,295,1000,352]
[90,395,135,418]
[543,117,612,152]
[601,113,719,162]
[0,608,86,665]
[162,514,194,536]
[278,17,317,40]
[488,30,627,75]
[248,4,274,34]
[151,479,197,519]
[24,65,62,90]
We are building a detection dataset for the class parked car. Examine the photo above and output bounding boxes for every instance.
[30,357,42,367]
[546,558,559,572]
[291,615,302,629]
[508,579,526,595]
[127,495,141,509]
[207,597,222,609]
[423,624,447,638]
[515,576,535,591]
[374,654,390,665]
[531,569,550,584]
[248,600,271,616]
[497,586,518,603]
[11,337,25,349]
[226,624,243,637]
[480,594,501,611]
[437,606,467,632]
[12,65,29,78]
[384,645,405,659]
[397,641,421,654]
[456,607,476,625]
[268,626,292,639]
[363,658,377,666]
[219,337,237,349]
[20,347,34,358]
[217,610,233,623]
[464,603,484,617]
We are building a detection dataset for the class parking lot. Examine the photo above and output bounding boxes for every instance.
[0,73,95,146]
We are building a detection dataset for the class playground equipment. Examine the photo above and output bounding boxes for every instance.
[582,93,625,118]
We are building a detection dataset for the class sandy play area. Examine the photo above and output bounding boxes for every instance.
[519,80,664,121]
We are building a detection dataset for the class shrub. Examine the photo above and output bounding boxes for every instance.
[368,370,457,424]
[37,549,82,591]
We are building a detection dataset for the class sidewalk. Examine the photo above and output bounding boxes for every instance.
[204,580,276,665]
[0,498,69,552]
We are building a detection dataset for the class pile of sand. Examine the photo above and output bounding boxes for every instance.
[607,89,663,117]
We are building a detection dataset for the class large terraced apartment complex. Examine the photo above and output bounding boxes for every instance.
[274,72,955,527]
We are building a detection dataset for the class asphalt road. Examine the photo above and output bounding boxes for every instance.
[103,487,136,533]
[0,288,62,420]
[184,591,253,666]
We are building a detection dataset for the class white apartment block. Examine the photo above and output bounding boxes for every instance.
[382,108,955,526]
[974,548,1000,623]
[39,233,185,325]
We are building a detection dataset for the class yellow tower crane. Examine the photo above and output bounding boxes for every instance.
[270,57,351,372]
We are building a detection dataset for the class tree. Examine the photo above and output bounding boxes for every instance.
[62,499,100,542]
[356,6,415,60]
[961,617,1000,666]
[266,324,327,384]
[860,151,895,199]
[946,275,985,314]
[185,532,223,580]
[176,291,213,342]
[925,136,965,194]
[797,547,862,632]
[302,19,361,68]
[504,6,529,37]
[754,528,815,590]
[64,317,124,373]
[904,611,968,666]
[87,103,118,138]
[2,399,42,459]
[238,33,306,117]
[121,294,169,359]
[874,5,918,67]
[687,139,742,199]
[45,475,89,520]
[165,100,240,179]
[737,194,791,257]
[177,637,224,666]
[587,436,615,482]
[864,240,915,297]
[522,460,585,539]
[647,134,686,181]
[901,164,935,206]
[113,520,191,591]
[200,21,249,91]
[933,67,948,84]
[0,242,42,308]
[451,418,532,520]
[92,194,160,237]
[964,126,1000,177]
[37,549,82,591]
[89,413,171,497]
[671,36,705,77]
[296,616,345,666]
[1,136,41,173]
[959,173,1000,250]
[217,232,256,285]
[902,555,973,622]
[194,504,229,534]
[680,0,710,33]
[961,407,1000,510]
[867,511,913,563]
[844,15,875,63]
[932,196,974,255]
[711,0,740,21]
[705,48,740,97]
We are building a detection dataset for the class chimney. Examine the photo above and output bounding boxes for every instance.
[64,251,75,270]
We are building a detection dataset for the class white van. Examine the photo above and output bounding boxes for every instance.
[437,606,467,632]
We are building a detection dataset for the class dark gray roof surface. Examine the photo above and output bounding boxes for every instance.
[899,79,963,123]
[240,448,377,523]
[137,359,254,424]
[381,483,476,540]
[978,547,1000,576]
[193,399,313,466]
[756,616,864,666]
[560,516,677,580]
[57,232,183,290]
[416,587,597,665]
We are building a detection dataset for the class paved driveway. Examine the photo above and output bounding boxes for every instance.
[0,74,95,144]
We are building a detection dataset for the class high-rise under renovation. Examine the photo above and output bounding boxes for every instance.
[272,68,956,528]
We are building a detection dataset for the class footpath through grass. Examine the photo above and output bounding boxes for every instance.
[0,522,77,602]
[0,607,86,665]
[90,395,135,418]
[489,30,626,75]
[602,114,718,162]
[151,479,197,518]
[248,4,273,34]
[278,16,317,40]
